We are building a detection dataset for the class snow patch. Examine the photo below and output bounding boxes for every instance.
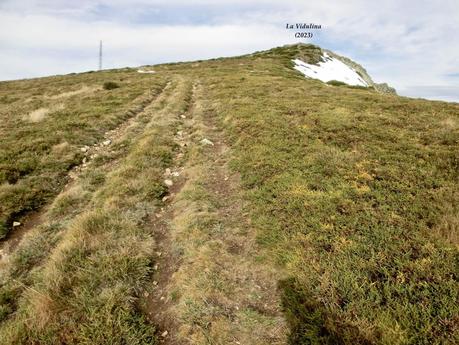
[293,53,368,87]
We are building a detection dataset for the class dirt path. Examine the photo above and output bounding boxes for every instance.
[141,81,197,343]
[67,80,173,181]
[0,81,172,266]
[142,80,287,344]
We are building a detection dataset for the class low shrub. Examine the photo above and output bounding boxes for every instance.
[103,81,120,90]
[326,80,347,86]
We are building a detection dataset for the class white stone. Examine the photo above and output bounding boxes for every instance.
[200,138,214,146]
[164,179,173,187]
[102,139,111,146]
[137,69,156,74]
[161,330,168,337]
[13,221,21,227]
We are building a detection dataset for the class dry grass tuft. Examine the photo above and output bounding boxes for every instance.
[47,85,99,99]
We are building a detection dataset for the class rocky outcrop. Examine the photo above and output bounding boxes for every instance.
[323,49,397,95]
[373,82,397,94]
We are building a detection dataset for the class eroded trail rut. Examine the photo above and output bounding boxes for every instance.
[1,75,287,344]
[142,80,287,344]
[0,81,172,266]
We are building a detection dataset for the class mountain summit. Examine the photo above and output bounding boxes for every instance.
[255,44,396,94]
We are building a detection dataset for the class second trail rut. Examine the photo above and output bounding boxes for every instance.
[141,79,287,345]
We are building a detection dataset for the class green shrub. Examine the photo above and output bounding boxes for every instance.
[346,85,371,90]
[103,81,120,90]
[326,80,347,86]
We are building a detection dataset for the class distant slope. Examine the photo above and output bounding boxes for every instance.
[0,44,458,345]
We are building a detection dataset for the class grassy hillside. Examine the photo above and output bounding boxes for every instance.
[0,44,458,344]
[0,69,168,238]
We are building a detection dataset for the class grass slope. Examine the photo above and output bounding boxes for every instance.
[199,48,458,344]
[0,69,166,238]
[0,44,458,344]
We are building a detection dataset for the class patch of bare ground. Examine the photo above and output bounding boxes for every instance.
[0,209,46,267]
[142,81,287,344]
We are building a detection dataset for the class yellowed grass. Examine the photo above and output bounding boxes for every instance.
[47,85,100,99]
[26,107,49,122]
[440,117,457,129]
[433,211,459,247]
[24,103,65,123]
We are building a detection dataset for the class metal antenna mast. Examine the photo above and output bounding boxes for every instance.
[99,40,103,71]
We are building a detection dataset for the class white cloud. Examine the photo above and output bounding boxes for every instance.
[0,11,290,79]
[0,0,458,101]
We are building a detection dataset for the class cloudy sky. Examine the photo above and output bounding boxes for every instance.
[0,0,458,102]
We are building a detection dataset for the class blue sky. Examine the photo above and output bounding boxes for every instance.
[0,0,458,102]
